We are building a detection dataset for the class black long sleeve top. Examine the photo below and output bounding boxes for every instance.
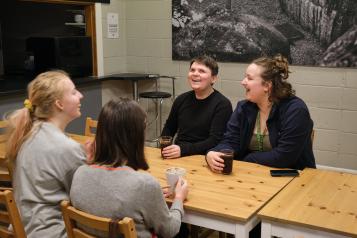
[161,90,232,156]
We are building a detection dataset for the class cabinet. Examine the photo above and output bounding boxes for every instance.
[16,0,98,76]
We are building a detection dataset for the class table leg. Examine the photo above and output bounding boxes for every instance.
[132,80,138,101]
[261,222,272,238]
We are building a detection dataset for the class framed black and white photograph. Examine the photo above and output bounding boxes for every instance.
[172,0,357,67]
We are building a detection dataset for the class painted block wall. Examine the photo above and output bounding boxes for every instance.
[99,0,357,170]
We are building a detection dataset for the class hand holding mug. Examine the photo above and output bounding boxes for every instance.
[205,151,225,173]
[174,177,188,202]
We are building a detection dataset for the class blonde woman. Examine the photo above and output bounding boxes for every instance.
[6,70,86,238]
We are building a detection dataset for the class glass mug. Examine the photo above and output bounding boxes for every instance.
[220,149,234,175]
[159,136,172,159]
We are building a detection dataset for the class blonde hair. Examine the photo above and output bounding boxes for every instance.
[6,70,70,161]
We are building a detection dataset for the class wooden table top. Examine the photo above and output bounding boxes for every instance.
[258,168,357,237]
[144,147,293,222]
[0,133,293,223]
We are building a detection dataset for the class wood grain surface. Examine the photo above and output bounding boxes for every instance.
[144,147,293,222]
[258,168,357,237]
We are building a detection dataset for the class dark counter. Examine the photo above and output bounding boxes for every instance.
[0,73,158,97]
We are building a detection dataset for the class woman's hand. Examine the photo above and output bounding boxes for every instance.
[83,140,95,163]
[205,151,224,173]
[174,177,188,202]
[162,186,171,198]
[161,144,181,159]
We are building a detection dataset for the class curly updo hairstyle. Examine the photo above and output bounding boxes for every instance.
[252,54,295,103]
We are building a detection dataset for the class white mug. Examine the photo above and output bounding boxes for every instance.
[165,167,186,194]
[74,14,84,23]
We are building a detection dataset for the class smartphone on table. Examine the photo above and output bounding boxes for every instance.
[270,169,299,177]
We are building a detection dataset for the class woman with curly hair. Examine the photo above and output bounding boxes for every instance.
[206,54,316,171]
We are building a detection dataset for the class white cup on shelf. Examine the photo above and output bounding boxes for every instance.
[74,14,84,23]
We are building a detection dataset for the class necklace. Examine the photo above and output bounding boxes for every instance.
[256,111,267,152]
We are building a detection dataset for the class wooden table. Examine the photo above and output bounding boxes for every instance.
[144,147,294,238]
[0,134,294,237]
[258,168,357,238]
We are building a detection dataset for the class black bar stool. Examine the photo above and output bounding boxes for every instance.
[139,76,175,145]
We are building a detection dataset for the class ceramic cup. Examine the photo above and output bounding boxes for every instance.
[74,14,84,23]
[165,167,186,194]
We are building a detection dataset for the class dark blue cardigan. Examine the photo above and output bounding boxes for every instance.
[211,96,316,170]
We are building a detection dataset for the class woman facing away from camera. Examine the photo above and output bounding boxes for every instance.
[206,54,316,172]
[70,99,189,238]
[6,70,86,238]
[161,55,232,159]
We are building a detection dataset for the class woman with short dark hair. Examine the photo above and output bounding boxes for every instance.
[70,99,188,238]
[161,55,232,159]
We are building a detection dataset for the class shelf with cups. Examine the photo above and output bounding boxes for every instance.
[65,9,85,28]
[64,22,86,28]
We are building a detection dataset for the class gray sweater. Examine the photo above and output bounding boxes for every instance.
[13,122,86,238]
[70,164,184,238]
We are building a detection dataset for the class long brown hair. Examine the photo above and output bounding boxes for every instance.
[93,99,149,170]
[6,70,70,161]
[253,54,295,103]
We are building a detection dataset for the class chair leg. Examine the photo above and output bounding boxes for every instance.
[219,232,226,238]
[190,225,200,238]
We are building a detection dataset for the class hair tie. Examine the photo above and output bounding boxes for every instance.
[24,99,33,112]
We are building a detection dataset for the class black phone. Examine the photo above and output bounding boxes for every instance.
[270,169,299,177]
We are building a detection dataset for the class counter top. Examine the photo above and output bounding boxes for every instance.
[0,73,159,97]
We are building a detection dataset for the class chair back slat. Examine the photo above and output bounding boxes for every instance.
[73,229,95,238]
[0,227,13,238]
[0,210,10,223]
[84,117,98,137]
[61,200,137,238]
[0,120,8,143]
[311,129,315,145]
[67,205,109,231]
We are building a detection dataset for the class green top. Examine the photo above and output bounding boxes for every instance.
[249,111,272,152]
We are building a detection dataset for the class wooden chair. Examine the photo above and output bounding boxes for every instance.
[0,120,8,143]
[61,200,137,238]
[311,129,315,145]
[0,121,11,185]
[0,190,26,238]
[84,117,98,137]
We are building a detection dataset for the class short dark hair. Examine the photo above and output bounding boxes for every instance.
[93,98,149,170]
[190,55,219,76]
[252,54,295,103]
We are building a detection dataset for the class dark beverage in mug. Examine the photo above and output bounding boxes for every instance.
[220,149,233,175]
[159,136,172,158]
[160,141,171,150]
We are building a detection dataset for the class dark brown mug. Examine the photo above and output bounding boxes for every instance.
[159,136,172,158]
[220,149,234,175]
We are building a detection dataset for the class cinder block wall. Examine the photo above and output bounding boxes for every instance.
[99,0,357,171]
